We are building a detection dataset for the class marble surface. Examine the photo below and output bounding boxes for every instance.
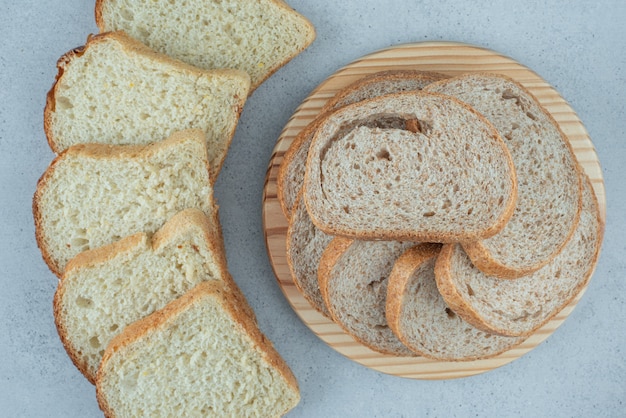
[1,1,624,416]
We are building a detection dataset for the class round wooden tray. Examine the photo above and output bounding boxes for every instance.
[262,42,606,380]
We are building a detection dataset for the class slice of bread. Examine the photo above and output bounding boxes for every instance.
[33,129,214,277]
[303,91,517,242]
[318,237,415,356]
[425,73,582,277]
[54,209,237,383]
[286,190,333,317]
[321,69,448,113]
[434,175,603,337]
[96,281,300,417]
[95,0,316,92]
[277,70,446,219]
[386,244,525,361]
[44,31,249,180]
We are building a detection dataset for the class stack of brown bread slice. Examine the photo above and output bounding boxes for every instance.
[278,70,604,361]
[35,1,315,415]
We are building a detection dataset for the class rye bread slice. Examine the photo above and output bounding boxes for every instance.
[425,73,582,277]
[386,244,526,361]
[434,174,603,337]
[318,238,415,356]
[321,69,448,113]
[277,70,446,219]
[303,91,517,242]
[286,191,333,317]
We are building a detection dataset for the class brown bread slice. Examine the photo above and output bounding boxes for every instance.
[434,175,603,337]
[318,238,415,356]
[425,73,582,277]
[277,70,446,219]
[286,191,333,317]
[54,209,240,383]
[33,129,214,277]
[321,69,448,113]
[304,91,517,242]
[386,244,525,361]
[96,281,300,417]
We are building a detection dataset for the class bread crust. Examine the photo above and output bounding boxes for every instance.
[33,129,213,277]
[95,1,315,93]
[43,31,250,179]
[321,70,448,113]
[303,91,518,243]
[95,281,300,417]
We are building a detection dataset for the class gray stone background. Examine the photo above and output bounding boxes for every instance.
[1,1,624,416]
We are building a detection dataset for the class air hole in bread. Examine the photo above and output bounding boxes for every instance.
[467,207,474,215]
[417,152,423,163]
[466,283,475,296]
[119,9,134,21]
[445,307,456,319]
[504,133,513,141]
[501,89,522,107]
[405,118,420,133]
[376,149,392,161]
[56,96,73,110]
[526,111,538,121]
[76,296,93,308]
[353,163,360,170]
[109,324,119,332]
[395,175,402,182]
[423,211,436,217]
[453,184,460,193]
[342,205,350,214]
[442,199,452,210]
[89,336,101,349]
[367,277,386,291]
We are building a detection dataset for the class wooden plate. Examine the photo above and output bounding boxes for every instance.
[262,42,606,379]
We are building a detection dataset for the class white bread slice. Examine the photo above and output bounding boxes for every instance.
[33,129,214,277]
[286,190,333,317]
[425,73,582,277]
[54,209,239,383]
[321,69,448,113]
[44,31,250,180]
[434,175,603,337]
[304,91,517,242]
[278,70,446,219]
[96,281,300,418]
[95,0,316,92]
[386,244,525,361]
[318,237,415,356]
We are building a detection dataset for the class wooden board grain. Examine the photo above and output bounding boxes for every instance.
[262,42,606,379]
